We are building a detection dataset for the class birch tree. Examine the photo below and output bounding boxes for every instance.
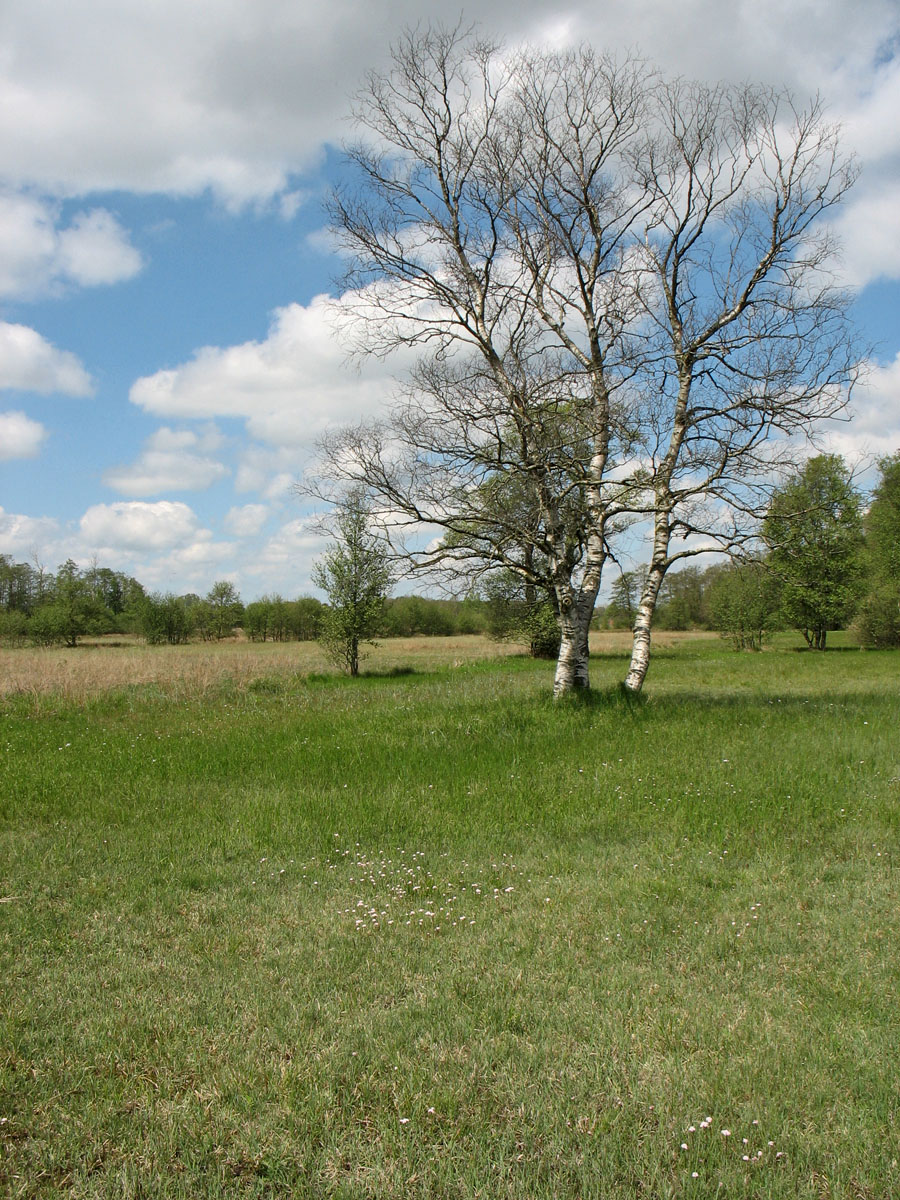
[620,82,859,690]
[312,26,860,696]
[316,29,648,696]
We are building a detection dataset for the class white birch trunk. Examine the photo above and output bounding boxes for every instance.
[622,498,673,693]
[622,562,666,693]
[553,603,592,696]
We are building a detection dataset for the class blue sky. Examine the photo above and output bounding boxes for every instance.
[2,0,899,600]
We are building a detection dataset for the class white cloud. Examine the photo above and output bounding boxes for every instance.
[103,425,230,495]
[831,189,900,289]
[129,296,401,444]
[245,516,328,595]
[234,443,300,495]
[0,506,59,557]
[224,503,269,537]
[819,352,900,461]
[0,410,47,460]
[55,208,144,288]
[0,193,142,300]
[79,500,204,553]
[0,320,93,395]
[130,539,238,595]
[0,0,891,211]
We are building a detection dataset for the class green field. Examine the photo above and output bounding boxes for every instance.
[1,635,898,1197]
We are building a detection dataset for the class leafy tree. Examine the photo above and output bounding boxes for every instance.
[854,452,900,646]
[138,593,194,645]
[763,455,865,649]
[707,560,782,650]
[0,609,28,645]
[243,599,272,642]
[204,580,243,640]
[0,556,42,614]
[288,597,325,641]
[655,566,707,631]
[82,564,145,628]
[313,493,393,676]
[384,595,451,638]
[29,560,112,647]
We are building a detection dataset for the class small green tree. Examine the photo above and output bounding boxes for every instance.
[243,599,272,642]
[0,610,28,645]
[204,580,244,640]
[707,560,782,650]
[763,455,865,650]
[655,566,707,631]
[31,560,111,647]
[484,572,561,659]
[852,452,900,647]
[288,597,325,641]
[313,493,393,676]
[604,569,648,630]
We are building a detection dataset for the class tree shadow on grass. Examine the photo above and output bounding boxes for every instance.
[550,682,649,714]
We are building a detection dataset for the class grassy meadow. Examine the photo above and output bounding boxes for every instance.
[1,633,898,1197]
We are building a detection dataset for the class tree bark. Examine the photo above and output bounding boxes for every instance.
[553,604,592,696]
[622,561,666,693]
[350,635,359,676]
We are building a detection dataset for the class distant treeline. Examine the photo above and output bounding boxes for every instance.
[0,559,495,647]
[4,444,899,659]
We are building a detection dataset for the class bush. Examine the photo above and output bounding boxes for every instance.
[852,586,900,648]
[707,561,782,651]
[28,604,69,647]
[0,610,28,645]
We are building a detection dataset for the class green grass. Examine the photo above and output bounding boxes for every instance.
[1,637,898,1197]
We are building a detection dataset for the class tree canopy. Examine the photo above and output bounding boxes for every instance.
[312,492,394,676]
[763,455,865,649]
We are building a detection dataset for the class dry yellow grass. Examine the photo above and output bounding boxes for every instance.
[0,630,718,701]
[0,635,509,700]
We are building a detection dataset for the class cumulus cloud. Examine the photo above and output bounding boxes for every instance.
[134,538,237,590]
[0,193,143,300]
[831,190,900,290]
[819,352,900,461]
[103,426,230,496]
[0,506,59,557]
[55,208,144,288]
[224,503,270,537]
[79,500,204,553]
[129,296,402,444]
[0,320,93,395]
[0,410,47,460]
[1,0,892,211]
[244,516,328,594]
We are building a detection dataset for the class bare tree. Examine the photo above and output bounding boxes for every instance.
[309,27,860,697]
[619,81,860,690]
[314,29,650,696]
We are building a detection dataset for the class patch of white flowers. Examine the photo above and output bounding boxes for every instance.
[678,1115,785,1184]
